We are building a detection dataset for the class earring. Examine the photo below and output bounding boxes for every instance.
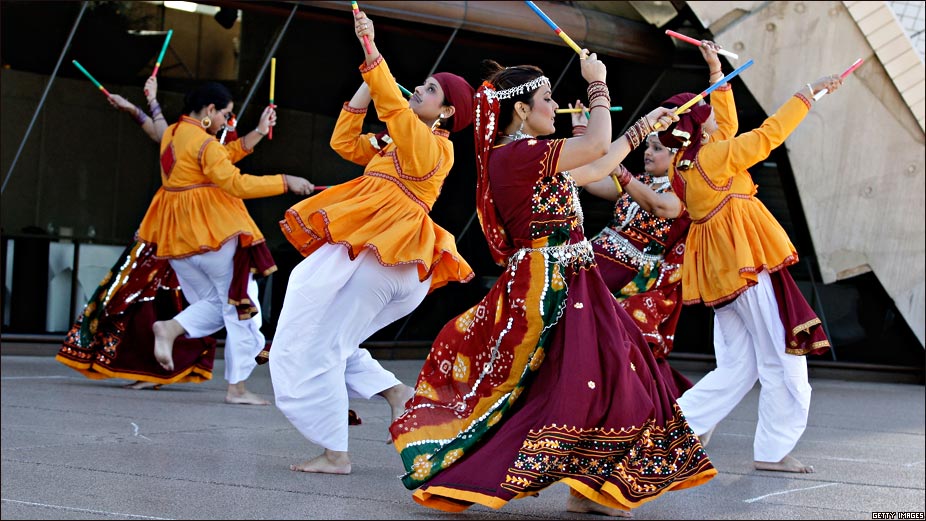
[701,130,710,142]
[513,116,534,140]
[201,116,212,129]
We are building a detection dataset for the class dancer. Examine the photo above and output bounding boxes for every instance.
[390,56,715,516]
[57,76,217,389]
[582,118,691,398]
[269,11,475,474]
[665,41,836,472]
[133,81,313,405]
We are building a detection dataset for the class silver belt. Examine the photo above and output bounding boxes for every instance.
[511,239,594,266]
[600,228,663,268]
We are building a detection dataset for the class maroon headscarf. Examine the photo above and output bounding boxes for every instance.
[659,92,713,170]
[433,72,475,133]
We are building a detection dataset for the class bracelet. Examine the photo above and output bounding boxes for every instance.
[710,69,722,76]
[587,80,611,106]
[148,99,162,118]
[133,106,148,126]
[617,168,633,187]
[255,128,268,136]
[624,116,653,149]
[572,124,586,137]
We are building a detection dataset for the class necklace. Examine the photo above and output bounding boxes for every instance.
[500,129,535,142]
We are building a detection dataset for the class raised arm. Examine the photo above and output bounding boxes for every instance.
[355,12,446,176]
[329,82,378,166]
[144,76,168,142]
[568,106,678,186]
[716,74,842,172]
[109,92,162,144]
[700,41,738,141]
[556,52,612,173]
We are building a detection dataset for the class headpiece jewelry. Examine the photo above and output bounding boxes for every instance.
[489,76,550,100]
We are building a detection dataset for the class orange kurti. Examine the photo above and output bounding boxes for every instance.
[280,56,473,292]
[672,87,810,306]
[137,116,287,258]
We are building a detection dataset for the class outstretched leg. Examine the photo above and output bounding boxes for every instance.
[754,454,814,473]
[152,319,185,372]
[566,493,632,517]
[290,449,351,474]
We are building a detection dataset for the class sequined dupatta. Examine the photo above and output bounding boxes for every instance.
[474,82,515,267]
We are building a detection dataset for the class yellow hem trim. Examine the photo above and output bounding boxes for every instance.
[55,354,212,384]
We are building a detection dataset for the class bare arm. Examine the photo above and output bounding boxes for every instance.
[583,175,620,201]
[108,93,161,144]
[621,175,683,218]
[569,106,678,186]
[144,76,168,142]
[238,105,277,151]
[556,52,612,173]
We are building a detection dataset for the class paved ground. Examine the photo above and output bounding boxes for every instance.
[1,352,924,520]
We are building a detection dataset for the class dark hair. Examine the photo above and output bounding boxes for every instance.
[481,59,545,133]
[182,82,233,115]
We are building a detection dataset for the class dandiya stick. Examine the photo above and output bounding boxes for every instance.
[525,1,585,58]
[268,57,276,140]
[313,185,330,191]
[556,106,622,113]
[813,58,863,100]
[665,30,739,60]
[71,60,111,98]
[396,83,413,97]
[654,59,754,130]
[351,1,373,55]
[151,29,173,77]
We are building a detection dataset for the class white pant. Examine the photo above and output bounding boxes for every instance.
[168,239,265,385]
[677,270,812,462]
[270,243,431,452]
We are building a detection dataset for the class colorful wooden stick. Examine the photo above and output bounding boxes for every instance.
[151,29,173,77]
[396,83,413,97]
[351,1,373,55]
[268,57,276,140]
[813,58,863,100]
[313,185,329,191]
[71,60,111,97]
[654,59,754,129]
[525,1,585,58]
[665,30,739,60]
[556,106,622,113]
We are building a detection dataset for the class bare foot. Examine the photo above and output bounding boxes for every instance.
[225,382,270,405]
[381,383,416,421]
[754,454,815,473]
[699,426,715,448]
[566,494,632,517]
[290,450,351,474]
[124,381,162,390]
[153,320,184,372]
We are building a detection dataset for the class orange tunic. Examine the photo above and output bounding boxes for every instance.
[672,87,810,306]
[137,116,287,258]
[280,56,473,292]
